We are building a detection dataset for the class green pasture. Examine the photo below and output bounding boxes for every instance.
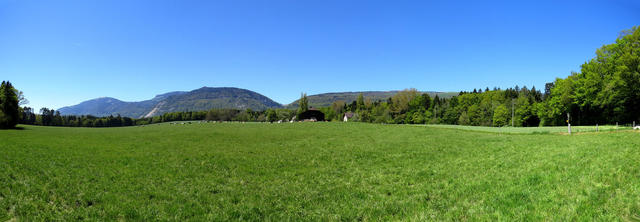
[426,124,633,134]
[2,123,640,220]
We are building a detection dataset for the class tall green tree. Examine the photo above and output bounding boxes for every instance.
[296,93,309,119]
[391,89,419,114]
[297,93,309,119]
[356,93,365,111]
[492,104,510,127]
[330,100,346,121]
[458,111,470,125]
[266,109,278,123]
[0,81,20,128]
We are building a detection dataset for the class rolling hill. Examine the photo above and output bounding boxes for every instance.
[142,87,282,117]
[286,91,458,108]
[58,87,282,118]
[58,87,458,118]
[56,97,159,118]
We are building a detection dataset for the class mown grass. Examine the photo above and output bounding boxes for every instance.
[426,124,632,134]
[2,123,640,220]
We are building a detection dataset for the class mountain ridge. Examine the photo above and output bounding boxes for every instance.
[286,91,459,108]
[58,87,282,118]
[58,87,457,118]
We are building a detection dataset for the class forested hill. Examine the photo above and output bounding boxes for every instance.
[144,87,282,117]
[56,97,158,118]
[59,88,457,118]
[58,87,282,118]
[286,91,458,108]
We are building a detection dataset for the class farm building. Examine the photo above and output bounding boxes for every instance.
[299,109,325,122]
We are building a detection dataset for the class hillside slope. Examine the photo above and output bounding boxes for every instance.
[58,87,457,117]
[58,87,282,118]
[57,97,157,118]
[286,91,458,108]
[144,87,282,117]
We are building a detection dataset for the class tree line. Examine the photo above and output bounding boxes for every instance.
[18,106,297,127]
[316,86,545,126]
[136,108,295,125]
[20,107,136,127]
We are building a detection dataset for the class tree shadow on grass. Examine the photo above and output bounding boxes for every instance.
[0,126,25,130]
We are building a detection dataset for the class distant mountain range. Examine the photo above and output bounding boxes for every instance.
[58,87,456,118]
[58,87,282,118]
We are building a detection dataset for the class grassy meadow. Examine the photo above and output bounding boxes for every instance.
[2,122,640,220]
[426,124,632,134]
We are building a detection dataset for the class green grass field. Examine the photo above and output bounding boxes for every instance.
[2,123,640,220]
[425,124,632,134]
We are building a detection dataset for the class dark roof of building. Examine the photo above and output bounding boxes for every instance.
[299,109,325,121]
[344,112,355,118]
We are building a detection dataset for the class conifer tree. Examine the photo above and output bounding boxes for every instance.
[0,81,20,128]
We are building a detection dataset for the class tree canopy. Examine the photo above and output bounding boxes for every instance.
[0,81,20,128]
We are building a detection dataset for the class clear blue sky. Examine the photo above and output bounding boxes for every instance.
[1,0,638,111]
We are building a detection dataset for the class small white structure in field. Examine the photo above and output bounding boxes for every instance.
[634,126,640,130]
[343,112,355,122]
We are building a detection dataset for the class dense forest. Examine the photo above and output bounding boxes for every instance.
[9,26,640,128]
[316,86,544,126]
[19,107,296,127]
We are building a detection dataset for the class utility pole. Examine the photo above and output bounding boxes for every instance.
[511,99,515,127]
[567,113,571,135]
[434,105,437,122]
